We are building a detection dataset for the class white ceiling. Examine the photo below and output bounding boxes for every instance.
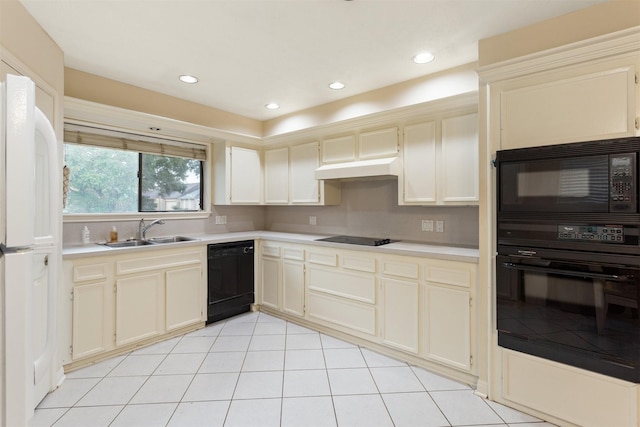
[20,0,606,121]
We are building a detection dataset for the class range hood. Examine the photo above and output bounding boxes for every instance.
[314,157,400,180]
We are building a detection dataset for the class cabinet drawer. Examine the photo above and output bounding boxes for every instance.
[73,263,109,283]
[308,251,338,266]
[342,255,376,273]
[307,291,376,336]
[116,251,201,275]
[308,267,375,304]
[283,247,304,261]
[262,245,281,258]
[382,260,419,280]
[425,264,473,288]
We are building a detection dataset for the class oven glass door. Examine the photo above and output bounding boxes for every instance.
[499,155,610,213]
[496,253,640,382]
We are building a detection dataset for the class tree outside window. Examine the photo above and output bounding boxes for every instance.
[64,144,203,214]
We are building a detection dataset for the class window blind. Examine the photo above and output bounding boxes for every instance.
[63,124,207,161]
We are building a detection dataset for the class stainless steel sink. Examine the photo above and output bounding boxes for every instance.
[102,239,154,248]
[146,236,199,244]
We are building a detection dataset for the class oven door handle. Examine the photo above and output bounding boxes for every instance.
[501,262,632,282]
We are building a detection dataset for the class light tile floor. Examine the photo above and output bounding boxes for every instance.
[32,311,557,427]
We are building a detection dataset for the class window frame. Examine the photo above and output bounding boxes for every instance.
[63,126,211,223]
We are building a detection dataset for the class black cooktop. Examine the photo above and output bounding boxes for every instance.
[316,235,392,246]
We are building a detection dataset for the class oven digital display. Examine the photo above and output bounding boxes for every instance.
[558,224,624,243]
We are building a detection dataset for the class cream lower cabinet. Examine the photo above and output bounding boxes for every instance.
[166,266,203,331]
[67,246,206,364]
[70,259,114,360]
[306,249,377,338]
[259,242,305,318]
[256,242,477,375]
[282,247,305,317]
[115,273,163,346]
[421,260,474,371]
[260,243,281,310]
[380,258,420,354]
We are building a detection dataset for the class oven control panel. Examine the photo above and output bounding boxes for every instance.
[610,153,636,212]
[558,225,624,243]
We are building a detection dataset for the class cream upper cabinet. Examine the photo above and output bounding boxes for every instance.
[498,60,639,149]
[440,113,479,203]
[290,141,340,205]
[402,121,437,203]
[213,143,262,205]
[321,127,398,164]
[264,147,290,204]
[401,112,478,206]
[322,135,356,164]
[359,127,398,160]
[290,142,320,203]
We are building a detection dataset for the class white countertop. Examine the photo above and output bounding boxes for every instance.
[63,231,479,263]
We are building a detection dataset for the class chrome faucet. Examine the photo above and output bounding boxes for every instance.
[139,218,165,240]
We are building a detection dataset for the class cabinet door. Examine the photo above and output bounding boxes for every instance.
[166,266,202,331]
[230,146,262,204]
[72,281,111,360]
[116,273,163,346]
[322,135,356,164]
[264,147,289,204]
[441,113,478,203]
[261,255,281,310]
[290,142,320,204]
[422,284,470,371]
[381,278,419,353]
[402,121,437,203]
[500,64,637,149]
[359,127,398,160]
[283,260,305,317]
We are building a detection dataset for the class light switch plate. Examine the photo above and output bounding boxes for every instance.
[309,216,317,225]
[436,220,444,233]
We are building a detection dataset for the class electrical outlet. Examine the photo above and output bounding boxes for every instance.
[309,216,317,225]
[215,215,227,225]
[436,220,444,233]
[421,219,433,232]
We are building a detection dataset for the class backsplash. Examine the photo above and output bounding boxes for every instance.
[265,179,479,248]
[62,205,266,245]
[63,180,478,248]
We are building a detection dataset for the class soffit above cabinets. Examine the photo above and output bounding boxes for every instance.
[20,0,606,121]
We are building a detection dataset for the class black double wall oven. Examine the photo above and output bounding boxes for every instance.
[495,136,640,382]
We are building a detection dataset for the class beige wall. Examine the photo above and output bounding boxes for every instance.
[478,0,640,67]
[65,68,263,138]
[0,0,64,98]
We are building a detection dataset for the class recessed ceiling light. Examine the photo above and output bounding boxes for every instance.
[329,81,345,90]
[413,52,435,64]
[265,103,280,110]
[179,75,199,84]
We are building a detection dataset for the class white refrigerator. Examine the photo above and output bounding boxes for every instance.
[1,74,62,426]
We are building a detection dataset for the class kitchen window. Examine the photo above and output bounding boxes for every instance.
[63,125,207,216]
